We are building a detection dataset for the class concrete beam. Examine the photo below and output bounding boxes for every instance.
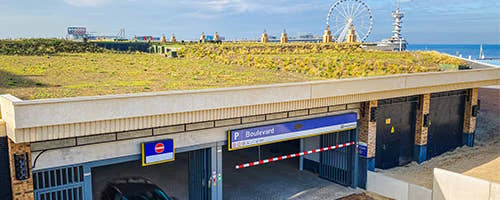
[31,110,355,170]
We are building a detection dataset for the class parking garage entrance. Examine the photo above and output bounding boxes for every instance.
[32,145,215,200]
[90,148,213,200]
[223,113,359,199]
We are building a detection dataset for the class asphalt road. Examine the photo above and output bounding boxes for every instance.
[223,141,359,200]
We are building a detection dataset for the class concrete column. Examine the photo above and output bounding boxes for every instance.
[7,138,34,200]
[216,142,223,200]
[358,100,377,171]
[463,88,478,147]
[210,146,217,200]
[414,94,430,163]
[83,165,93,198]
[299,138,304,171]
[210,143,223,200]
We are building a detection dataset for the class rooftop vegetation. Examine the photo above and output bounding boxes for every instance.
[0,39,468,100]
[0,39,105,55]
[179,43,467,79]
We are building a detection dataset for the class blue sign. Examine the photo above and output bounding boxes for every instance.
[228,113,357,151]
[358,142,368,157]
[142,139,174,166]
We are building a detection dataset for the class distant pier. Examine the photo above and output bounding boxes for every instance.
[477,57,500,60]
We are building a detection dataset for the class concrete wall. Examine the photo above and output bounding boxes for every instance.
[303,135,320,162]
[367,171,432,200]
[433,168,499,200]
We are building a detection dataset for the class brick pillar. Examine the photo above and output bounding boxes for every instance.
[359,100,377,171]
[463,88,478,147]
[414,94,430,163]
[8,138,34,200]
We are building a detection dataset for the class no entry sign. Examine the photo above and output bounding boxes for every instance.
[228,113,357,151]
[155,143,165,153]
[142,139,174,166]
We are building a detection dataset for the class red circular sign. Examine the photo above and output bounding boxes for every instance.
[155,143,165,154]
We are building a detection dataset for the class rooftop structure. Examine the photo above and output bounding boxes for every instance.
[391,4,404,41]
[200,32,206,42]
[280,30,288,43]
[171,34,177,43]
[323,26,333,43]
[261,30,269,43]
[365,1,408,51]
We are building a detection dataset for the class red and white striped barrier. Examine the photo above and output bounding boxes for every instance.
[235,141,355,169]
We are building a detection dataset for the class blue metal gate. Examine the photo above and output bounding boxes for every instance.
[319,129,357,187]
[428,90,466,159]
[188,148,211,200]
[33,165,85,200]
[375,96,418,169]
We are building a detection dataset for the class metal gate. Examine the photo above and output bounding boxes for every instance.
[375,96,418,169]
[33,165,85,200]
[0,137,11,200]
[319,129,356,186]
[188,148,211,200]
[427,90,466,159]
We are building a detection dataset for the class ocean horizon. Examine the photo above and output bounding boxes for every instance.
[407,44,500,66]
[407,44,500,59]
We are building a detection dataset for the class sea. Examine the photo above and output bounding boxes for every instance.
[407,44,500,66]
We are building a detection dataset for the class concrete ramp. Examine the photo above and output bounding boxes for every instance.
[433,168,500,200]
[367,171,431,200]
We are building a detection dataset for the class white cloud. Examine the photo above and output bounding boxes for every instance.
[185,0,321,15]
[63,0,110,7]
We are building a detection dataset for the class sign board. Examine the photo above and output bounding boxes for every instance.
[358,142,368,157]
[141,139,174,166]
[135,36,161,41]
[67,27,87,35]
[228,113,357,151]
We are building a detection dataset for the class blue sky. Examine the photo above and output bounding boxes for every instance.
[1,0,499,44]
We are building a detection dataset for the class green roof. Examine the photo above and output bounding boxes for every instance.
[0,43,467,100]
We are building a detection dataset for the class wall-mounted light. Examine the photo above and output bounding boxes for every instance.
[423,114,430,127]
[370,107,377,122]
[14,153,30,181]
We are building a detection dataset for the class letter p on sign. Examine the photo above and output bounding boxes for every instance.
[234,132,239,140]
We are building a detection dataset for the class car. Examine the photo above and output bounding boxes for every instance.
[101,177,176,200]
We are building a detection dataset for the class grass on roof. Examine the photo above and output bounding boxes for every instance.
[0,53,315,100]
[0,42,468,100]
[179,43,467,78]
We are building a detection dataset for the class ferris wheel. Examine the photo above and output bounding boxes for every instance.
[327,0,373,42]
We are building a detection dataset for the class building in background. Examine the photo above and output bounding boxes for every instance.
[67,27,87,40]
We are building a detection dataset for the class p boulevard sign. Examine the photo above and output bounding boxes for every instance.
[228,113,357,151]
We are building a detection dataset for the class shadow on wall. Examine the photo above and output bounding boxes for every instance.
[0,69,49,89]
